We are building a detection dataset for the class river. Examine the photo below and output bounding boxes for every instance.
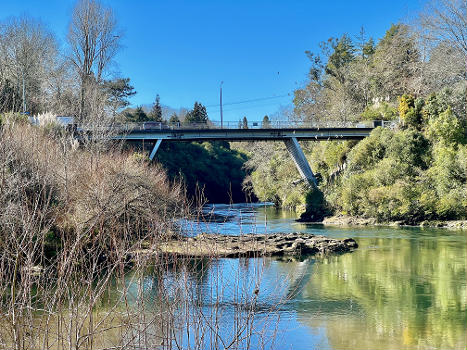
[170,203,467,350]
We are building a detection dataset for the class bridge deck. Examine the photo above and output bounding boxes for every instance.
[115,127,374,141]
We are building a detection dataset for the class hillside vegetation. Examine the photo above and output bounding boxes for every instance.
[241,21,467,223]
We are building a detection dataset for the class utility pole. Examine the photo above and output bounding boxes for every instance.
[220,81,223,128]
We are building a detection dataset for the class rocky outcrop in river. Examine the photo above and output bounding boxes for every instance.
[156,232,358,258]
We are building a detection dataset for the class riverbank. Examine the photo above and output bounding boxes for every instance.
[314,215,467,229]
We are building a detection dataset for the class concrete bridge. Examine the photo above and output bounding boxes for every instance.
[109,119,393,187]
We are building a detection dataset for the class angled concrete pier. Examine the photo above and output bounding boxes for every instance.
[284,137,317,187]
[149,139,163,161]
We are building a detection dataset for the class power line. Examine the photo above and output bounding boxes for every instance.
[205,93,290,108]
[208,100,291,113]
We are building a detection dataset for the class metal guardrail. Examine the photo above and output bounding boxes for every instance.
[110,120,393,132]
[38,118,397,134]
[27,112,399,132]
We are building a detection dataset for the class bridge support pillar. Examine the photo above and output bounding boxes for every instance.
[283,137,317,187]
[149,139,163,161]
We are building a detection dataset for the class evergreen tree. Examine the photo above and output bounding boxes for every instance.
[184,102,208,124]
[325,34,355,84]
[262,115,271,128]
[242,116,248,129]
[149,94,163,122]
[103,77,136,116]
[362,38,376,58]
[133,106,148,122]
[169,112,179,124]
[355,27,375,59]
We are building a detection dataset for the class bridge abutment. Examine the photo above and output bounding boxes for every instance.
[283,137,317,187]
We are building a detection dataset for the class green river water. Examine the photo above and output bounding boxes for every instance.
[172,203,467,350]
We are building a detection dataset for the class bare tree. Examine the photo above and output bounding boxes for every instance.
[411,0,467,96]
[371,24,421,100]
[67,0,121,121]
[0,16,57,114]
[42,58,80,116]
[418,0,467,57]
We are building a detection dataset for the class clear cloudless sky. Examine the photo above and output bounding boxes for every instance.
[2,0,425,122]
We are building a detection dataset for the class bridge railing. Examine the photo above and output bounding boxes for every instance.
[382,120,398,129]
[113,119,393,132]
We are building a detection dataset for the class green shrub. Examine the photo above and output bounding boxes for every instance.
[334,120,465,223]
[361,102,398,121]
[399,94,423,128]
[426,107,464,145]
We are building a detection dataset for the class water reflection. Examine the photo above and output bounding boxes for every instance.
[300,234,467,350]
[177,204,467,349]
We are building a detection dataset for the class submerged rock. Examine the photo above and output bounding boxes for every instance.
[156,232,358,258]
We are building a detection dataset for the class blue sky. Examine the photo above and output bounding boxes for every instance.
[2,0,425,122]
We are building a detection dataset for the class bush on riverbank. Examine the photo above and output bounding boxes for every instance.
[336,92,466,223]
[0,118,187,348]
[0,118,184,273]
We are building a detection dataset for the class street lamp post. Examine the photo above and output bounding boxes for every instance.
[220,81,224,128]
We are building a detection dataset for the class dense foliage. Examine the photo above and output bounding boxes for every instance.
[157,141,250,203]
[338,99,466,223]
